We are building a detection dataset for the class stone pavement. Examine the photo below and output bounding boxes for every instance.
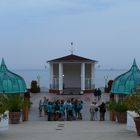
[0,92,139,140]
[1,121,139,140]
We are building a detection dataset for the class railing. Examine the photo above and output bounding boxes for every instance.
[85,78,94,90]
[50,77,94,90]
[50,78,59,89]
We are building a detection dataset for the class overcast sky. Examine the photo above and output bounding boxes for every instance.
[0,0,140,69]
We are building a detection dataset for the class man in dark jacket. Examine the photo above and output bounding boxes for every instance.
[99,102,106,121]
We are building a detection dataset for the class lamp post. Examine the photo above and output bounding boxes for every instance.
[104,75,108,87]
[37,75,40,87]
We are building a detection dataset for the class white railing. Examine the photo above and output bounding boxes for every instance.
[50,78,94,90]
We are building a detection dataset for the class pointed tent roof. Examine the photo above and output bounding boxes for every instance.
[48,54,97,63]
[111,59,140,94]
[0,59,27,94]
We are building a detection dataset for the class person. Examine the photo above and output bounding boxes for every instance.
[71,99,76,120]
[38,99,43,117]
[76,99,83,119]
[66,100,73,121]
[54,100,60,121]
[47,102,53,121]
[93,101,98,121]
[59,100,65,120]
[94,88,98,100]
[97,88,102,101]
[89,102,95,121]
[63,100,68,121]
[43,97,48,115]
[98,102,106,121]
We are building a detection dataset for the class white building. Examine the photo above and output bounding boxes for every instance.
[48,54,97,94]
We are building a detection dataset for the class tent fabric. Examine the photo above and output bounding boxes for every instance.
[111,59,140,94]
[0,59,27,94]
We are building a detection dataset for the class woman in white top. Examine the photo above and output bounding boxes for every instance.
[90,101,98,121]
[93,102,98,121]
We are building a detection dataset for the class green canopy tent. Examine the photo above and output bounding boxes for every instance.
[0,58,26,94]
[111,59,140,100]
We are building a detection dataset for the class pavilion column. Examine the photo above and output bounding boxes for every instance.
[91,63,95,89]
[59,63,63,91]
[81,63,85,91]
[50,63,53,89]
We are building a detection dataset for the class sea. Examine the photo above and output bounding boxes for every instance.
[12,69,127,90]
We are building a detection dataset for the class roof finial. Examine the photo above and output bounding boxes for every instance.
[0,58,7,71]
[70,42,74,54]
[1,58,5,66]
[133,58,136,66]
[130,58,139,71]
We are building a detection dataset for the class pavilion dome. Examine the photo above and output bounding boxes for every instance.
[0,59,27,94]
[111,59,140,94]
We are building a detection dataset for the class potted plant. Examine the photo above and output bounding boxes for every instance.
[124,94,140,136]
[114,101,128,123]
[106,100,114,121]
[0,95,7,115]
[5,94,24,124]
[106,100,127,123]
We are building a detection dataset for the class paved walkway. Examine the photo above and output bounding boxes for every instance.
[1,121,139,140]
[0,92,139,139]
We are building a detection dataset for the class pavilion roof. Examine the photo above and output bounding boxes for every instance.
[48,54,97,63]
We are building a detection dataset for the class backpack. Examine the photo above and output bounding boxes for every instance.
[95,108,98,112]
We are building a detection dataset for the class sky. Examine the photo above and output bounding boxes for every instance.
[0,0,140,70]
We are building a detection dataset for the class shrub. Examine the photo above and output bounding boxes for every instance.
[124,83,140,117]
[106,100,127,112]
[0,95,7,115]
[124,95,140,116]
[114,101,128,112]
[30,80,40,93]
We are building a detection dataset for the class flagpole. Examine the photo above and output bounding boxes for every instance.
[70,42,74,54]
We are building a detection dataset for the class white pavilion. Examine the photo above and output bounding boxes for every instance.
[47,54,97,94]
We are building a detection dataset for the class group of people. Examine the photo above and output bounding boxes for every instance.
[89,101,106,121]
[39,97,83,121]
